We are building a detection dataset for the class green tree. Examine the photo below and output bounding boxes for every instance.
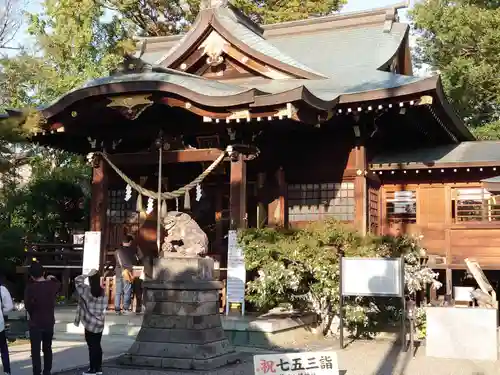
[1,0,133,108]
[410,1,500,139]
[100,0,346,36]
[5,149,91,242]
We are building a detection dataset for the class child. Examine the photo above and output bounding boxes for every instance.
[0,282,13,375]
[74,269,107,375]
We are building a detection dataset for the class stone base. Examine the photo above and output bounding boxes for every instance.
[118,350,242,370]
[119,256,241,370]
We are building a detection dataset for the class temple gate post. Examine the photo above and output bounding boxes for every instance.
[229,152,247,230]
[90,154,108,269]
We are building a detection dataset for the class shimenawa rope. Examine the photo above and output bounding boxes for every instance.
[95,146,231,200]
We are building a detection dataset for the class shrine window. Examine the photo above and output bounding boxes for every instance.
[452,188,500,223]
[385,190,417,224]
[107,189,137,224]
[288,182,355,222]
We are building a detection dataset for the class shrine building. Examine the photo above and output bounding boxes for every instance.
[7,0,500,300]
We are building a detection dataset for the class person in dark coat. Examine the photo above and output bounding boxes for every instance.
[114,235,137,314]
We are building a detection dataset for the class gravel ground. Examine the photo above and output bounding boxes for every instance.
[54,339,500,375]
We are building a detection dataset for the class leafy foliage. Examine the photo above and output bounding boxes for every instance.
[239,221,441,337]
[6,149,91,243]
[410,1,500,137]
[0,0,133,108]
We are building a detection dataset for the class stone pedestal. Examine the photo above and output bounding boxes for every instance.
[119,257,240,370]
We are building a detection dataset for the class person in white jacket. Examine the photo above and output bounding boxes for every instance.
[0,283,14,375]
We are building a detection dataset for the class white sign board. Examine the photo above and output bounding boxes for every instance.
[253,351,339,375]
[82,231,102,278]
[341,258,403,297]
[226,230,246,309]
[453,286,474,302]
[426,307,498,361]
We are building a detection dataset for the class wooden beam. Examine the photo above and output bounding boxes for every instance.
[109,148,226,166]
[229,153,247,229]
[353,145,368,234]
[90,155,108,271]
[370,161,500,171]
[268,168,287,228]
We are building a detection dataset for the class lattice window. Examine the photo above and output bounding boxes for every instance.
[452,188,500,223]
[386,190,417,223]
[369,187,380,234]
[288,182,355,222]
[107,189,137,224]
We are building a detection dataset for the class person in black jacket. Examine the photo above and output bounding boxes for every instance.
[114,235,137,315]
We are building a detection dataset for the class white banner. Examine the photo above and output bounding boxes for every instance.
[254,351,339,375]
[82,231,102,279]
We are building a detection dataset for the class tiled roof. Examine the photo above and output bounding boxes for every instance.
[267,23,408,77]
[214,7,325,76]
[371,141,500,167]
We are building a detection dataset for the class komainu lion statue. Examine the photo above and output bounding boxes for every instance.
[160,211,209,257]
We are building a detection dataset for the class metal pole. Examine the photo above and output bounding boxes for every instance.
[339,252,344,350]
[401,255,407,353]
[156,135,163,252]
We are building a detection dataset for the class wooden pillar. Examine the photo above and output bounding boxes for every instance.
[61,267,71,300]
[229,154,247,229]
[90,155,108,269]
[446,268,453,297]
[353,146,367,235]
[268,168,287,228]
[256,173,266,229]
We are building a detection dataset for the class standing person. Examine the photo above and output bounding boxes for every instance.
[114,235,137,315]
[0,281,13,375]
[74,269,107,375]
[24,262,60,375]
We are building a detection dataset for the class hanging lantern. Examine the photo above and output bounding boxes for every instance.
[125,185,132,201]
[196,184,202,202]
[146,197,154,214]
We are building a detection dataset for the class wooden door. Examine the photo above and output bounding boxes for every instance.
[368,180,381,235]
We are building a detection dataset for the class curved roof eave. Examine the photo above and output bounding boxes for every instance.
[40,77,258,119]
[249,76,440,111]
[434,76,474,141]
[337,75,439,103]
[251,85,338,111]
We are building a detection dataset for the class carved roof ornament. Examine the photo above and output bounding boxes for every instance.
[199,31,228,67]
[107,95,154,120]
[199,0,229,11]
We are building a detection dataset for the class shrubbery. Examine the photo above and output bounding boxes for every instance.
[239,220,441,338]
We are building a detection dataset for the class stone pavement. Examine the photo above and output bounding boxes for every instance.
[45,337,500,375]
[8,334,135,375]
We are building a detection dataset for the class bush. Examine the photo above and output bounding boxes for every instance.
[239,220,441,337]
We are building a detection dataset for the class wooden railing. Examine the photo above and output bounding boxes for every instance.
[21,243,84,268]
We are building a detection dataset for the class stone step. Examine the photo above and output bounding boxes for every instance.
[52,309,319,348]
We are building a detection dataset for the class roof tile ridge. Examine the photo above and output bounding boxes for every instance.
[262,2,408,31]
